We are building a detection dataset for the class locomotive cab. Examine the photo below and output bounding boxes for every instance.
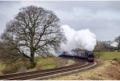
[86,51,94,62]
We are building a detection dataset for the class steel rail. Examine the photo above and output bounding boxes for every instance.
[0,59,81,79]
[10,62,89,80]
[34,62,97,80]
[0,59,97,80]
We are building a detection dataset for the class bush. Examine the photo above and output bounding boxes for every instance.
[15,58,31,69]
[1,58,31,74]
[2,64,18,74]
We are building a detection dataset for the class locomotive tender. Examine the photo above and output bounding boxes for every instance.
[59,49,94,62]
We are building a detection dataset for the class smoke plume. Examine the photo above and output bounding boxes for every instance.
[110,41,118,47]
[60,25,96,52]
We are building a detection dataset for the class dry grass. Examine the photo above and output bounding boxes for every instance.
[0,56,73,75]
[1,58,31,74]
[35,57,75,70]
[65,59,75,66]
[0,57,57,74]
[49,60,120,80]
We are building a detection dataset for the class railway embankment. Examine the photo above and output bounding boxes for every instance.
[49,59,120,80]
[0,59,86,80]
[0,56,75,76]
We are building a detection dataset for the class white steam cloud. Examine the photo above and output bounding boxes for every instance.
[60,25,96,52]
[110,41,118,47]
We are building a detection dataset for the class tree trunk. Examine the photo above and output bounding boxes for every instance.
[29,50,36,68]
[118,43,120,51]
[29,58,36,68]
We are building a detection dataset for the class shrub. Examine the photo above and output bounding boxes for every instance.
[2,64,18,74]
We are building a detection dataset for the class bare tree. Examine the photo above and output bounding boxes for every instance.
[2,6,64,68]
[94,41,116,51]
[0,41,20,63]
[115,36,120,51]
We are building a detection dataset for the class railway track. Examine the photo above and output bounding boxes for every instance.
[0,59,96,80]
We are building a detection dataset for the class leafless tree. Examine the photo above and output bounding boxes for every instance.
[0,40,20,63]
[2,6,64,68]
[115,36,120,51]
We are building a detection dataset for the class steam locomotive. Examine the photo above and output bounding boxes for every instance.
[59,49,94,62]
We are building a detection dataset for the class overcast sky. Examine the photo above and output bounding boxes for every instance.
[0,1,120,41]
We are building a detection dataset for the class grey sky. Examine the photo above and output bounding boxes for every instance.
[0,1,120,41]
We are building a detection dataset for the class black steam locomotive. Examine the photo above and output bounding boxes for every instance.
[59,49,94,62]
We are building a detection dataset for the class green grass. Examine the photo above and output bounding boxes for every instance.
[35,56,57,70]
[0,56,57,75]
[41,64,56,70]
[95,51,120,60]
[0,63,5,71]
[0,63,6,75]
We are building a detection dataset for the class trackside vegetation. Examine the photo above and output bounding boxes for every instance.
[95,51,120,60]
[0,57,57,75]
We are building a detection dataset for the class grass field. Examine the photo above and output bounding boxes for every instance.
[0,56,74,75]
[1,51,119,75]
[35,57,57,70]
[50,51,120,80]
[0,63,5,75]
[95,51,120,60]
[0,56,58,75]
